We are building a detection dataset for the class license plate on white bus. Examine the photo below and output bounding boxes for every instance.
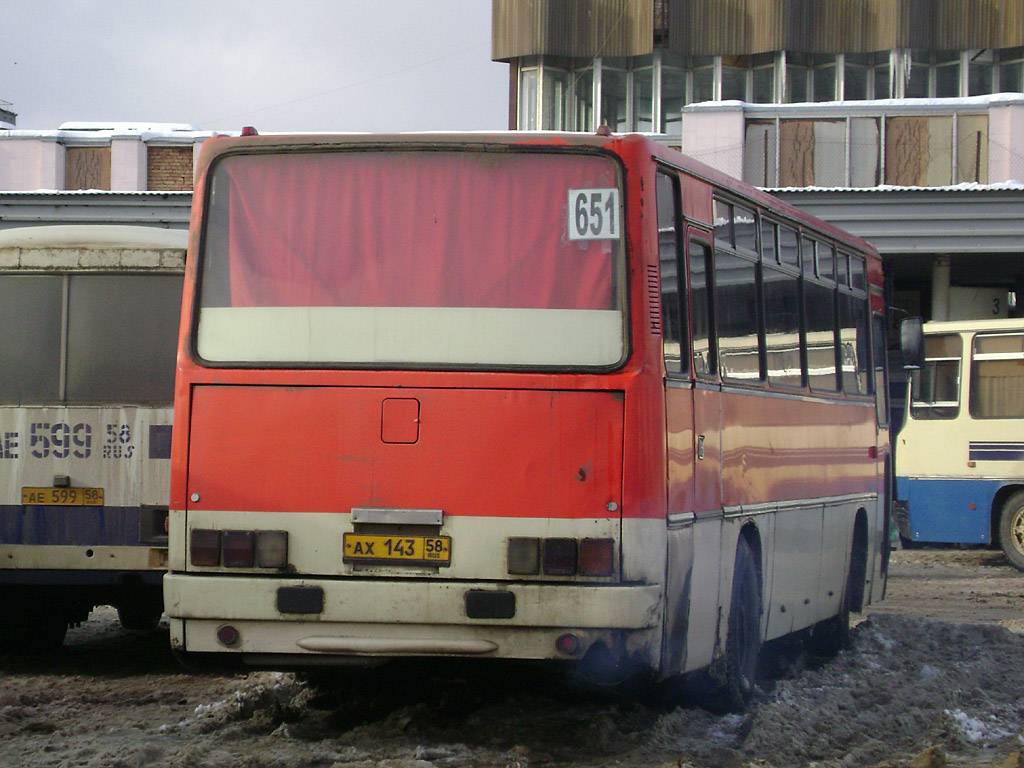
[22,487,104,506]
[343,533,451,566]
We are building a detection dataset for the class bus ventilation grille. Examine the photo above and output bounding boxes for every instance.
[647,264,661,335]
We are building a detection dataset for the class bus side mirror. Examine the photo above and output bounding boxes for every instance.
[900,317,925,370]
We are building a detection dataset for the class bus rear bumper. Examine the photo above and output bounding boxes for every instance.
[164,573,662,662]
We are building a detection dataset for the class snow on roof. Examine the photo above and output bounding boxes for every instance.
[57,121,199,132]
[765,181,1024,193]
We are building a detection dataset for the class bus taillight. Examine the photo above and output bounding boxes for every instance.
[190,529,221,566]
[579,539,615,576]
[189,528,288,569]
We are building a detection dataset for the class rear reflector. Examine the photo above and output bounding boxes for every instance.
[190,529,221,567]
[580,538,615,576]
[216,624,240,647]
[222,530,255,568]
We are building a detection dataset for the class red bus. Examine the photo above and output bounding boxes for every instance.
[165,131,889,710]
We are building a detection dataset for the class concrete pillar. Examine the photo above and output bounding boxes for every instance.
[931,255,951,321]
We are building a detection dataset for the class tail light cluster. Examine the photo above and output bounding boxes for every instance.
[190,529,288,569]
[507,537,615,577]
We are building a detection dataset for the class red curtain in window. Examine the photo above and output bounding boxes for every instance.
[219,150,617,310]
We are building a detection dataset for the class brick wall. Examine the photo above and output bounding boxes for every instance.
[147,146,194,191]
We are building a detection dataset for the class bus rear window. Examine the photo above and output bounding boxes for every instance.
[196,149,626,368]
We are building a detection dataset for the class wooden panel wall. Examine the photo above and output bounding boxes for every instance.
[493,0,1024,59]
[492,0,653,59]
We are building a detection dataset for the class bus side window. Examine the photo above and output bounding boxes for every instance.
[838,252,870,396]
[656,170,686,375]
[806,243,839,392]
[910,334,962,419]
[970,333,1024,419]
[689,239,716,377]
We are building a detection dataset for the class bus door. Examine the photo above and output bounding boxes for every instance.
[682,230,723,671]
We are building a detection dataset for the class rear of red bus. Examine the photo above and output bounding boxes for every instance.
[164,133,665,672]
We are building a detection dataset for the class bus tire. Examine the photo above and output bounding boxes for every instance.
[717,537,761,712]
[998,491,1024,572]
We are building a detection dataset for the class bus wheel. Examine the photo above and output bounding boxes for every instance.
[717,537,761,712]
[998,491,1024,572]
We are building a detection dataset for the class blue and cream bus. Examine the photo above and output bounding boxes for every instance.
[895,318,1024,570]
[0,224,184,649]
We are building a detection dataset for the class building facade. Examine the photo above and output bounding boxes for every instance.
[492,0,1024,327]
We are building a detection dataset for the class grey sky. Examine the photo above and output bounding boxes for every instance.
[1,1,509,133]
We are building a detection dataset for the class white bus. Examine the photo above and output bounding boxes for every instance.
[895,318,1024,570]
[0,224,184,649]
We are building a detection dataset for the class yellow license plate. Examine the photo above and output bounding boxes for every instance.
[22,487,104,506]
[343,533,451,566]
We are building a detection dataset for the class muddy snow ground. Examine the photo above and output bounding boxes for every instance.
[1,548,1023,768]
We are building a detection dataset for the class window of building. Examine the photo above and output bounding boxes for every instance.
[601,59,629,131]
[751,53,775,103]
[968,49,995,96]
[843,54,870,100]
[542,67,569,130]
[518,67,539,129]
[999,47,1024,92]
[813,55,837,102]
[633,56,655,132]
[574,66,595,132]
[691,56,715,103]
[911,334,962,419]
[721,55,747,101]
[934,51,961,98]
[906,50,931,98]
[786,52,810,103]
[970,333,1024,418]
[661,53,686,133]
[873,51,893,98]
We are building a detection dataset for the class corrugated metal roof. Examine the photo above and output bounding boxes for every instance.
[771,186,1024,255]
[0,191,192,231]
